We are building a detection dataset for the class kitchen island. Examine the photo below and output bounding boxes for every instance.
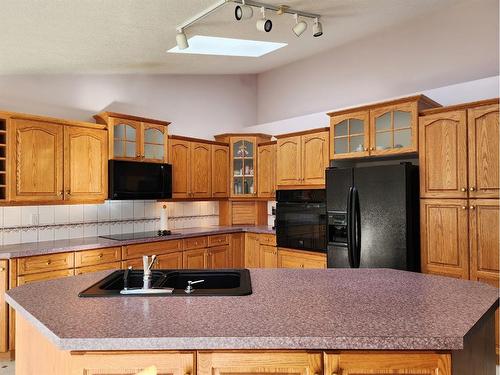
[6,268,499,374]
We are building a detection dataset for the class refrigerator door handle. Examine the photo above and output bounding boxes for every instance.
[346,187,354,268]
[352,187,361,268]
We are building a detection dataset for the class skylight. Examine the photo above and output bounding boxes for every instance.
[167,35,287,57]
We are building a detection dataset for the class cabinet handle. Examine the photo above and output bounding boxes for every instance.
[46,260,51,265]
[470,206,475,210]
[364,147,368,151]
[136,153,141,158]
[98,254,103,259]
[0,267,5,272]
[370,147,375,151]
[66,190,71,195]
[470,187,476,191]
[461,206,467,210]
[461,187,467,192]
[58,190,63,196]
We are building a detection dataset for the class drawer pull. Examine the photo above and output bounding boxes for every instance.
[46,260,51,265]
[0,267,5,272]
[470,205,475,210]
[461,187,467,192]
[470,187,476,191]
[461,206,467,210]
[98,254,103,258]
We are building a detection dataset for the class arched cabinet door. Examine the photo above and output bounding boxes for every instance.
[191,142,211,198]
[257,144,275,197]
[230,137,257,197]
[302,131,329,185]
[143,124,166,163]
[276,136,301,185]
[110,119,142,160]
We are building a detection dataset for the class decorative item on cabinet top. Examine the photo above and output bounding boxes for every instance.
[328,94,441,160]
[93,112,170,163]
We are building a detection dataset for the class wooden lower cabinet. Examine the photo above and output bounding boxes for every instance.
[156,252,183,269]
[0,261,7,353]
[207,245,231,269]
[278,248,327,269]
[75,262,121,275]
[183,248,207,269]
[260,244,277,268]
[17,269,75,286]
[244,233,261,268]
[231,233,245,268]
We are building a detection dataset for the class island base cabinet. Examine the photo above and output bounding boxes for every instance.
[324,352,451,375]
[197,351,323,375]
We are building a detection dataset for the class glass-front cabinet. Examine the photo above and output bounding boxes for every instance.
[330,111,369,159]
[231,137,256,196]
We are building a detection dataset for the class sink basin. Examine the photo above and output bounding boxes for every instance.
[78,269,252,297]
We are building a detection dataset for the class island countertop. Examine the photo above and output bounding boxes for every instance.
[6,268,498,352]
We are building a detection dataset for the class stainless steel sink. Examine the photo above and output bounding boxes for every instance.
[78,269,252,297]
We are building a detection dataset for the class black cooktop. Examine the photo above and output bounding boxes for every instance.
[99,230,173,241]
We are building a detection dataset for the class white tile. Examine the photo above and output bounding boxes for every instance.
[133,201,145,219]
[144,220,156,232]
[144,202,157,219]
[69,225,84,239]
[109,222,122,235]
[213,202,220,215]
[121,201,134,220]
[133,222,145,232]
[154,220,161,231]
[54,226,69,240]
[97,202,110,222]
[83,223,98,237]
[38,206,55,225]
[109,201,121,220]
[69,205,84,223]
[268,215,275,227]
[97,223,110,236]
[4,207,21,228]
[0,232,3,245]
[122,222,133,234]
[209,216,219,226]
[21,206,39,226]
[21,228,38,243]
[54,205,70,224]
[3,230,20,245]
[83,205,98,222]
[0,207,4,228]
[166,202,174,217]
[184,202,196,216]
[38,228,55,242]
[173,202,184,217]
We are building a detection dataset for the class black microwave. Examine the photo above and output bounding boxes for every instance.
[108,160,172,200]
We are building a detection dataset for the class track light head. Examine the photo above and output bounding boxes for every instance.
[235,1,253,21]
[292,14,307,37]
[313,18,323,37]
[176,29,189,50]
[256,7,272,32]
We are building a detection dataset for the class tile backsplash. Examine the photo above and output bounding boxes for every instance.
[0,201,219,245]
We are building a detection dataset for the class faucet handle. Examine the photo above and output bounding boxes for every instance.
[142,255,158,272]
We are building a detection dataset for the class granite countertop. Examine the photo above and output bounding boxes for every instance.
[6,268,498,351]
[0,226,275,259]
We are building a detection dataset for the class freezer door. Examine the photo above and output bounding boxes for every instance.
[326,167,353,212]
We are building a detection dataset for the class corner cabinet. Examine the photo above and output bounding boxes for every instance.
[329,95,440,160]
[276,128,329,188]
[93,112,170,163]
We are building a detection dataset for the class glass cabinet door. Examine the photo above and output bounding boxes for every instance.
[143,125,165,162]
[113,121,140,159]
[330,111,369,159]
[232,138,256,196]
[370,103,416,154]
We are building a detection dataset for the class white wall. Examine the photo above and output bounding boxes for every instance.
[0,74,257,139]
[256,0,499,125]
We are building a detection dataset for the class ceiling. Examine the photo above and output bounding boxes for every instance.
[0,0,459,74]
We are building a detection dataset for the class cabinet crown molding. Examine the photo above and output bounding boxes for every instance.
[93,112,170,127]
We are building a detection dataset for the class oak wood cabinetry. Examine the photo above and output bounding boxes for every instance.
[329,95,440,160]
[212,144,230,198]
[93,112,170,163]
[278,248,327,269]
[0,261,7,353]
[219,200,268,226]
[257,141,276,198]
[276,128,329,188]
[244,233,261,268]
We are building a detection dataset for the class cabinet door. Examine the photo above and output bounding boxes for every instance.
[143,124,167,163]
[191,142,211,198]
[156,252,183,269]
[231,138,257,197]
[0,261,7,352]
[325,352,451,375]
[420,199,469,279]
[330,111,369,159]
[370,102,417,156]
[231,233,245,268]
[419,111,468,198]
[197,352,322,375]
[302,131,329,185]
[208,245,231,269]
[64,126,107,202]
[169,139,191,198]
[257,144,276,197]
[244,233,260,268]
[75,261,121,275]
[183,248,207,269]
[110,118,142,160]
[276,136,301,185]
[277,248,326,269]
[212,144,230,198]
[468,104,499,198]
[10,119,64,201]
[259,244,277,268]
[17,269,74,286]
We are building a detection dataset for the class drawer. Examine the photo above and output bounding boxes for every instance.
[17,269,74,286]
[183,236,208,250]
[74,247,121,268]
[75,261,121,275]
[17,252,74,275]
[259,234,276,246]
[122,240,182,260]
[277,248,326,269]
[208,234,229,247]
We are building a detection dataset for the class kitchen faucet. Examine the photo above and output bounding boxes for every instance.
[120,255,174,295]
[142,255,157,289]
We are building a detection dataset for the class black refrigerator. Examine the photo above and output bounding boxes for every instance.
[326,163,420,271]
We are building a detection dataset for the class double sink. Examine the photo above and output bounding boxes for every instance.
[79,269,252,297]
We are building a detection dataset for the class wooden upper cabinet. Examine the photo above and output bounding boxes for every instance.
[191,142,211,198]
[420,199,470,279]
[169,138,191,198]
[419,110,468,198]
[257,143,276,197]
[230,137,257,197]
[370,101,418,155]
[212,144,229,198]
[110,118,142,160]
[468,104,499,198]
[330,110,369,159]
[142,124,167,163]
[63,127,107,202]
[302,131,329,185]
[276,135,302,185]
[10,119,64,202]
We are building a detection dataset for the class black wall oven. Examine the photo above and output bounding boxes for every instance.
[276,189,327,252]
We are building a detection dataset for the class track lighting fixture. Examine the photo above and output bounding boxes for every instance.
[292,13,307,37]
[176,29,189,49]
[313,18,323,37]
[235,0,253,20]
[256,7,272,32]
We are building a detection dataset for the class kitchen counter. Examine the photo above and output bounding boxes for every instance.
[0,225,275,259]
[6,268,498,351]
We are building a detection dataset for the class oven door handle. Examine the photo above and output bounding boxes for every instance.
[346,187,354,268]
